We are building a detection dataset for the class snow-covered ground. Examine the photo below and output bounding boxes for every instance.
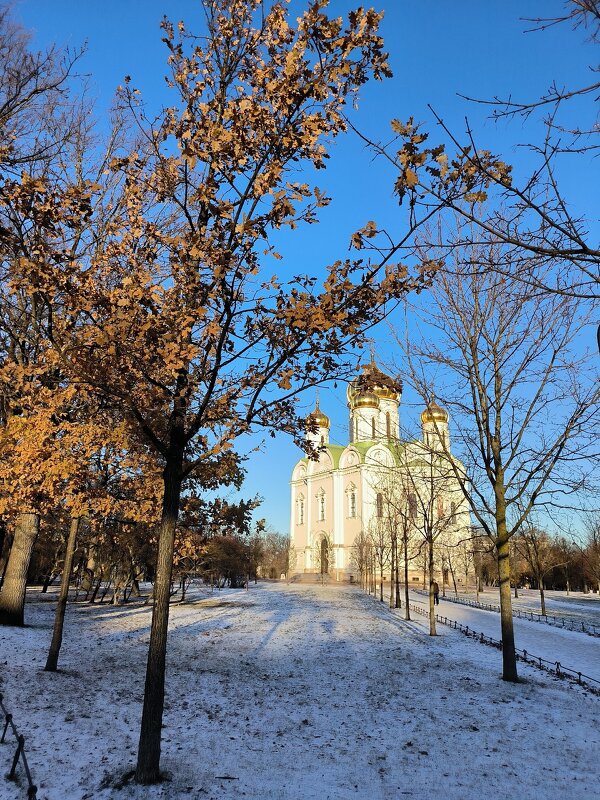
[1,582,599,800]
[440,586,600,627]
[408,591,600,683]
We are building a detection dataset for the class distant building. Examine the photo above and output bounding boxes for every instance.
[289,358,471,583]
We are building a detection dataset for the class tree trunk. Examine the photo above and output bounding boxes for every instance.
[45,517,80,672]
[403,532,410,620]
[135,453,183,784]
[428,537,436,636]
[394,534,401,609]
[389,542,395,608]
[89,575,102,604]
[447,558,458,597]
[496,534,518,682]
[0,513,39,626]
[539,580,546,617]
[81,536,100,594]
[0,518,8,589]
[0,538,11,592]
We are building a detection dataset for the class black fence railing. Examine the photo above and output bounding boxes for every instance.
[407,602,600,696]
[413,589,600,637]
[0,694,37,799]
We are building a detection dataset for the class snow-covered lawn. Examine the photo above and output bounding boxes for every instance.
[408,591,600,683]
[1,582,599,800]
[440,586,600,627]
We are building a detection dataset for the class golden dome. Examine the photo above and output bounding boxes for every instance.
[307,400,330,429]
[420,400,449,425]
[372,385,400,401]
[353,390,380,409]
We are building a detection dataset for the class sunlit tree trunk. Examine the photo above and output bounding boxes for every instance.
[45,516,80,671]
[538,575,546,616]
[403,530,410,620]
[389,541,395,608]
[0,513,39,626]
[428,536,436,636]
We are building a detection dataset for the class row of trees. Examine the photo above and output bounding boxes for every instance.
[353,511,600,612]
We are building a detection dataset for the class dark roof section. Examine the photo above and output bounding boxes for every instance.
[350,358,403,395]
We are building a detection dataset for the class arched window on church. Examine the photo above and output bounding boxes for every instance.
[386,412,391,438]
[347,484,357,518]
[297,495,305,525]
[371,417,376,438]
[450,501,456,524]
[320,435,324,445]
[317,490,326,522]
[355,417,359,441]
[408,492,417,520]
[376,492,384,518]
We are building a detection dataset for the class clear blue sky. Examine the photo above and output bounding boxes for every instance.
[15,1,597,533]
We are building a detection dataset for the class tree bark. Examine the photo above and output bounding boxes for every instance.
[394,533,401,608]
[428,536,436,636]
[403,531,410,620]
[45,517,80,671]
[539,580,546,617]
[0,513,39,626]
[135,452,183,784]
[389,541,395,608]
[497,534,518,682]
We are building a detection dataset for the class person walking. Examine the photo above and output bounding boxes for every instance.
[432,580,440,605]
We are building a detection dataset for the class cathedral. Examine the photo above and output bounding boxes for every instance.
[289,358,471,583]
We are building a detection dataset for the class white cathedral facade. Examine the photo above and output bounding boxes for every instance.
[289,359,471,583]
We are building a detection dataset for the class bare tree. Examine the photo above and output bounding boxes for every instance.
[581,514,600,592]
[401,229,600,680]
[514,525,567,616]
[382,1,600,339]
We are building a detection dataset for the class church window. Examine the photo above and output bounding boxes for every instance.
[450,502,457,524]
[376,492,384,518]
[371,417,376,438]
[386,412,391,438]
[348,486,357,518]
[320,435,324,445]
[408,492,417,520]
[318,490,326,521]
[355,417,359,441]
[437,496,445,520]
[298,495,305,525]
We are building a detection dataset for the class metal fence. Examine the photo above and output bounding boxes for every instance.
[0,693,37,799]
[414,589,600,637]
[408,602,600,697]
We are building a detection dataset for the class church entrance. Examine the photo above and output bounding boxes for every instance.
[320,538,329,575]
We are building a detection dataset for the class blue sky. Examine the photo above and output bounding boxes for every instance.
[15,1,598,533]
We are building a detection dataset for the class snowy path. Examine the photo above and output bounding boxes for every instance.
[408,591,600,681]
[0,583,599,800]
